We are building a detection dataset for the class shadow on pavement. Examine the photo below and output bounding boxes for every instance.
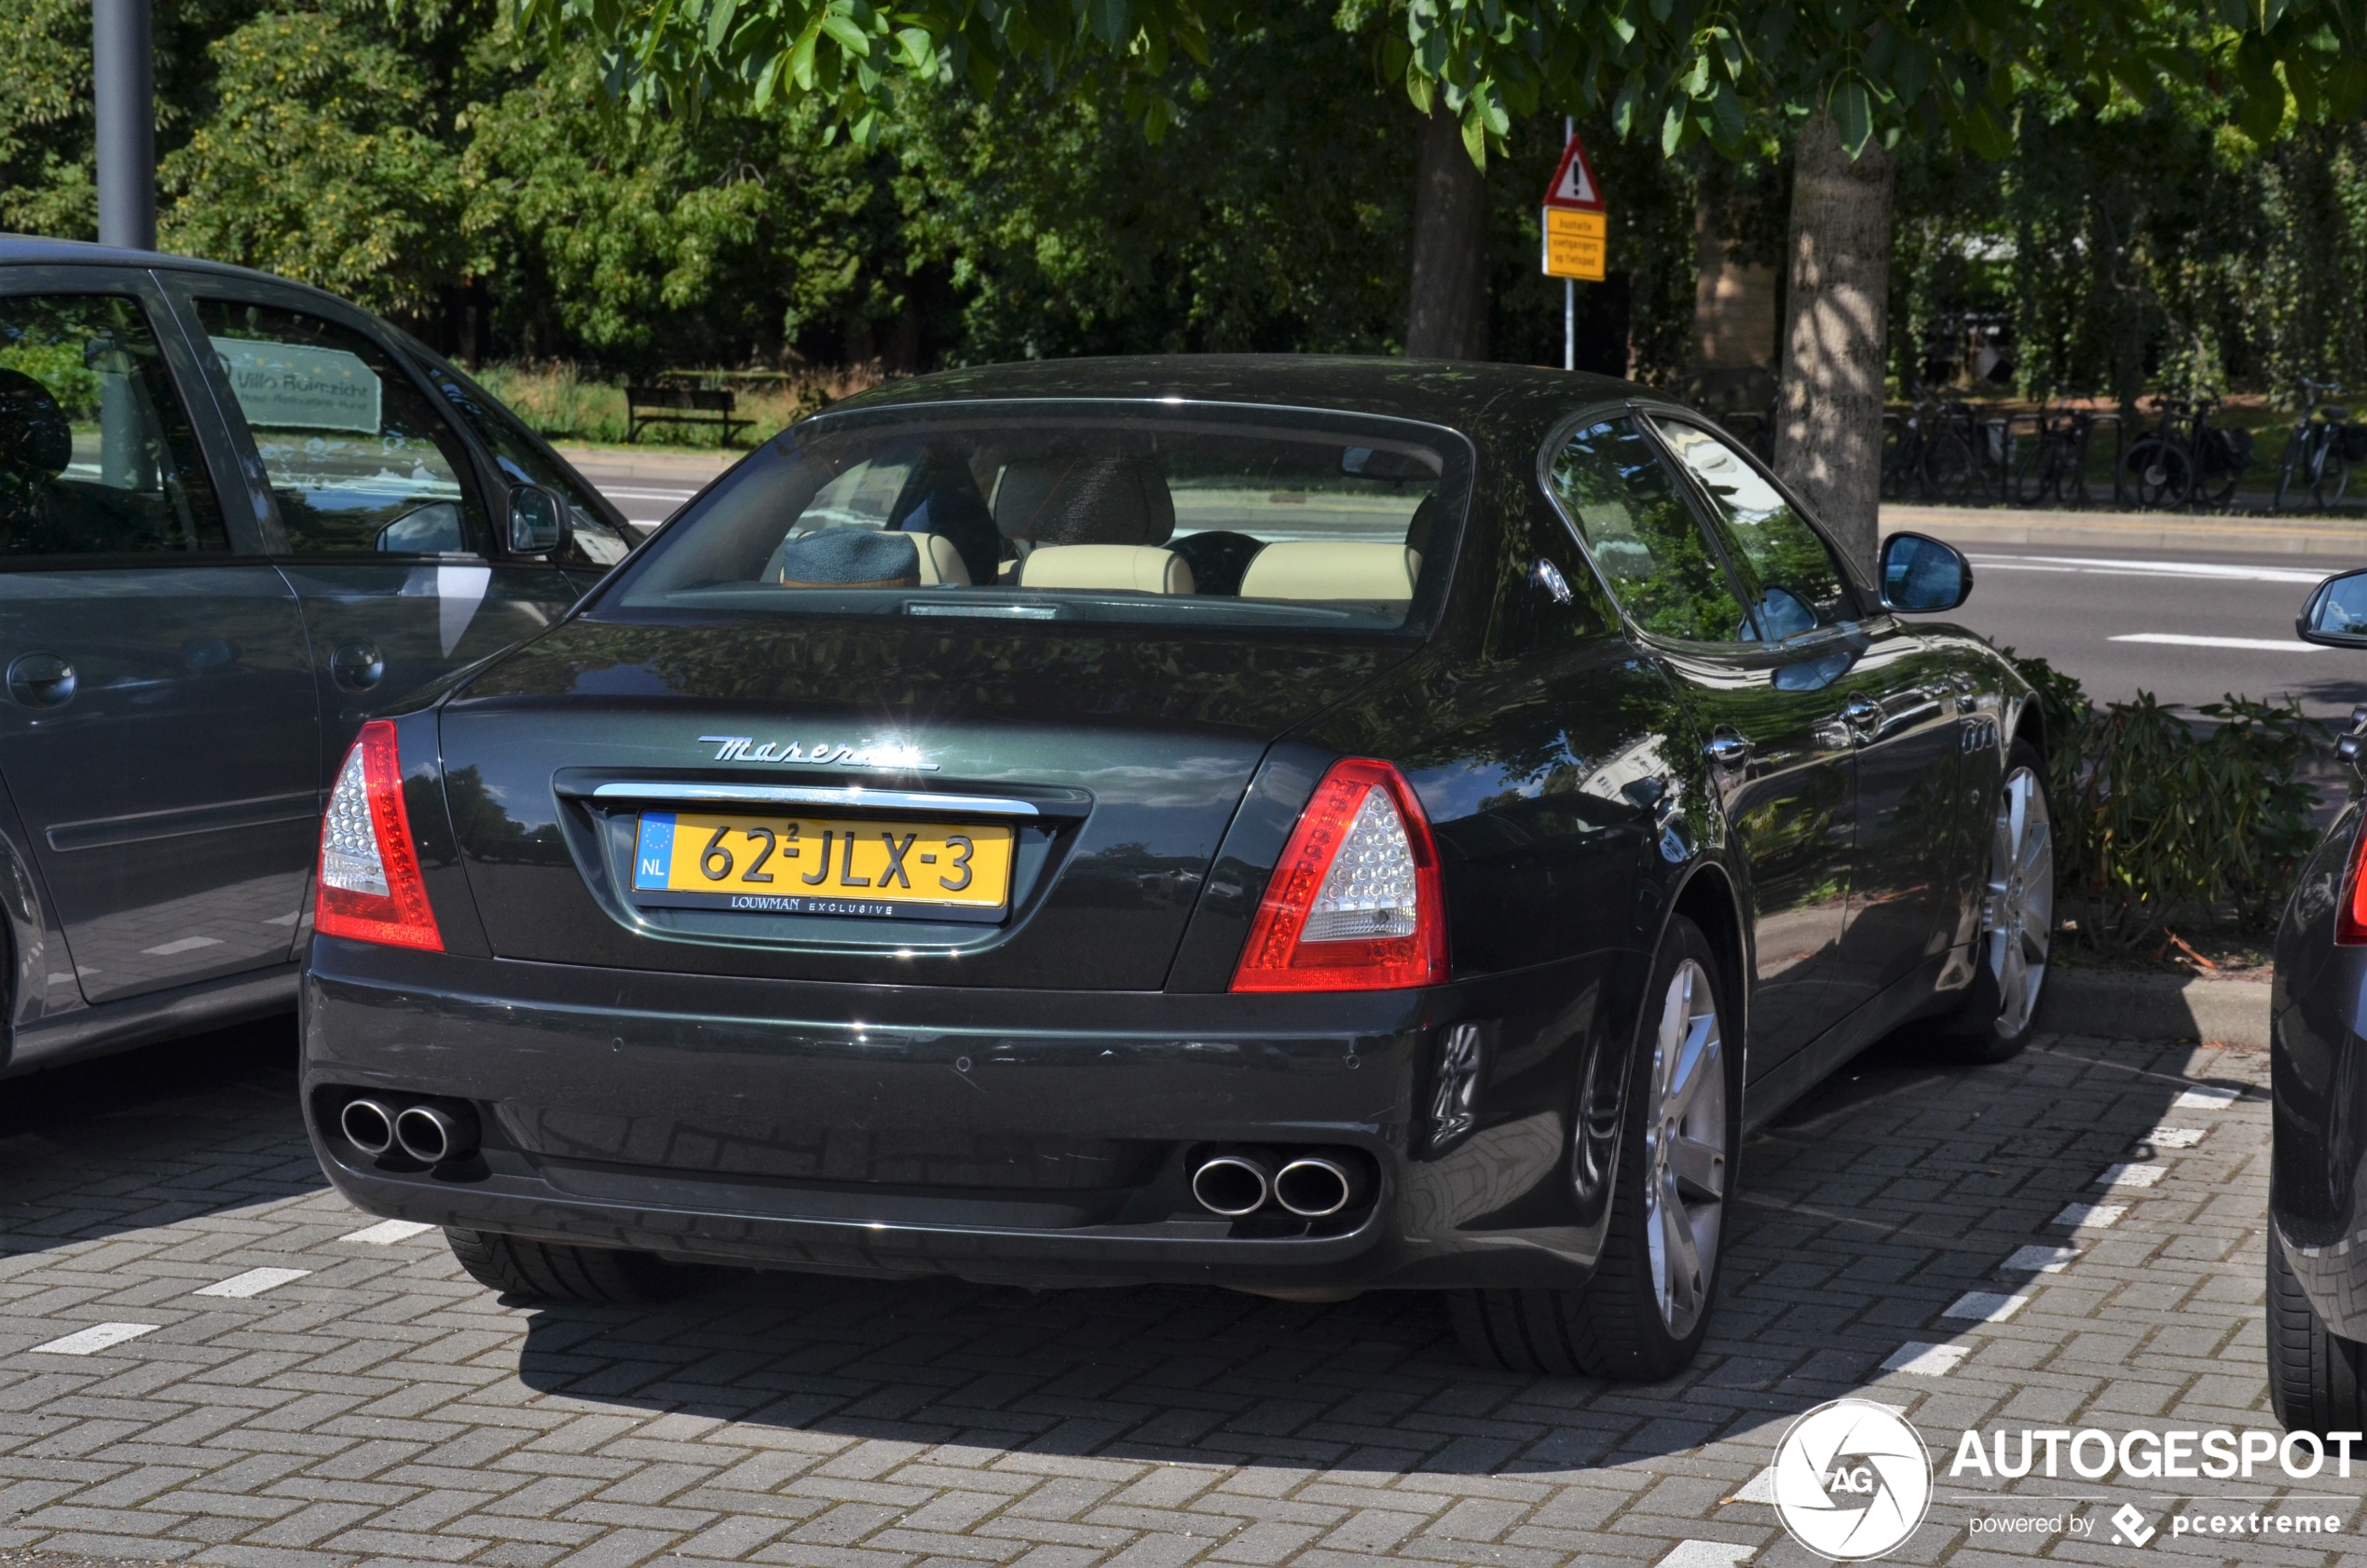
[495,1025,2210,1472]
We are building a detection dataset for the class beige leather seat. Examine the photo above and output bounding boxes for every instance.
[909,533,972,586]
[1013,544,1195,594]
[1238,542,1420,601]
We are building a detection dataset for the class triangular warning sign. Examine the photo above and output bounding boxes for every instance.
[1541,131,1606,212]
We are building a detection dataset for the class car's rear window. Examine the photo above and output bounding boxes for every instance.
[589,402,1471,634]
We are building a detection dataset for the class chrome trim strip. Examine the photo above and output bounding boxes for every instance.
[589,783,1041,818]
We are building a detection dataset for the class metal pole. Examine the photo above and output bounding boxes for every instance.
[1562,116,1575,373]
[93,0,156,252]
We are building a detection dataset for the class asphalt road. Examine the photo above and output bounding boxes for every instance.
[568,457,2367,721]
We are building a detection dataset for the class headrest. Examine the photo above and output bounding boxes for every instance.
[769,528,920,589]
[1404,494,1442,559]
[1013,544,1195,595]
[1238,541,1420,602]
[992,457,1174,547]
[909,533,973,587]
[0,370,72,482]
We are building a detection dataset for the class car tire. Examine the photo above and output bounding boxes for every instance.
[445,1227,705,1304]
[1450,914,1739,1380]
[2268,1228,2367,1433]
[1932,738,2055,1065]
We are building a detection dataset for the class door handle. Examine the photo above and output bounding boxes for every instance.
[1703,733,1752,768]
[330,640,385,692]
[7,652,76,709]
[1840,693,1881,730]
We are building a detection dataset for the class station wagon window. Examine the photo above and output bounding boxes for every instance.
[1547,417,1747,643]
[194,299,489,557]
[594,405,1470,634]
[1650,418,1854,638]
[406,350,636,567]
[0,293,228,556]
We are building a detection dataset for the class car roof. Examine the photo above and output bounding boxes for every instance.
[0,233,358,311]
[831,354,1645,429]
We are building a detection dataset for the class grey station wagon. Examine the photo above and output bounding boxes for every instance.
[0,235,637,1073]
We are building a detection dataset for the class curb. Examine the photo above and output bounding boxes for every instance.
[1883,505,2367,560]
[2038,967,2273,1049]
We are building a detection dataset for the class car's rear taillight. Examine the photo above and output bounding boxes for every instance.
[2339,818,2367,946]
[315,719,443,951]
[1231,757,1446,992]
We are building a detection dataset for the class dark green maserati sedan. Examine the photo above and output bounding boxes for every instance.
[301,356,2052,1377]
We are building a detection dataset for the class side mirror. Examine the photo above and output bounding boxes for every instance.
[507,484,570,557]
[2300,569,2367,648]
[1879,531,1972,613]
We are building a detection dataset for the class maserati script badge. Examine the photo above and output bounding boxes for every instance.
[698,734,940,771]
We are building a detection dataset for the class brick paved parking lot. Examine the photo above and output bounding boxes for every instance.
[0,1015,2354,1567]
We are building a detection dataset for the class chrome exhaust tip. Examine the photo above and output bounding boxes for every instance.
[1190,1154,1271,1217]
[393,1103,477,1166]
[340,1098,395,1156]
[1273,1156,1357,1218]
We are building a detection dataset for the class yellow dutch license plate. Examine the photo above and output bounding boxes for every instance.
[631,811,1015,922]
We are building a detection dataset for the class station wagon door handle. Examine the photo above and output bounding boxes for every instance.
[1702,733,1751,768]
[7,651,75,709]
[331,640,386,691]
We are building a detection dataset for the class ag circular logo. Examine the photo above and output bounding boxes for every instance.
[1772,1398,1934,1561]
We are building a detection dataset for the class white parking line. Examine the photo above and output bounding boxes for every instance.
[340,1219,434,1244]
[1730,1467,1777,1504]
[2053,1201,2128,1229]
[1943,1290,2032,1323]
[32,1322,158,1355]
[2142,1126,2207,1149]
[2175,1084,2241,1110]
[2096,1162,2169,1189]
[2002,1245,2081,1274]
[195,1267,311,1298]
[143,935,224,956]
[1657,1542,1753,1568]
[1882,1341,1971,1376]
[1968,553,2328,584]
[2109,633,2320,652]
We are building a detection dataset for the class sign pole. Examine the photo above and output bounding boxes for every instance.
[1563,116,1575,373]
[93,0,155,252]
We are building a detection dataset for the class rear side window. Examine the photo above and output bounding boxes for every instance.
[1548,417,1745,643]
[0,293,228,556]
[594,404,1471,634]
[1651,418,1854,636]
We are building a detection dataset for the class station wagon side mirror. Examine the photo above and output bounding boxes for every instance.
[1879,532,1972,613]
[507,483,571,558]
[2299,568,2367,648]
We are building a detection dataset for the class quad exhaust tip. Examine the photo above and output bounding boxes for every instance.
[394,1104,477,1166]
[1273,1156,1355,1219]
[340,1098,395,1156]
[1189,1154,1270,1217]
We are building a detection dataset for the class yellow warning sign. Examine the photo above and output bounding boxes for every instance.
[1543,208,1608,281]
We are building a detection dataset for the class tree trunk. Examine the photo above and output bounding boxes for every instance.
[1772,111,1895,575]
[1404,104,1489,360]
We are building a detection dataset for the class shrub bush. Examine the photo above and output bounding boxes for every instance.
[2004,650,2327,953]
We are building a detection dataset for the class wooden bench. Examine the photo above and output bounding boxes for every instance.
[625,385,752,443]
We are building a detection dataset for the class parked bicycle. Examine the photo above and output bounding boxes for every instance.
[2274,378,2360,511]
[2004,394,2102,507]
[1882,396,2008,503]
[2118,395,2252,510]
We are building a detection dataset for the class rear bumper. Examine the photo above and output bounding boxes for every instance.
[301,936,1629,1292]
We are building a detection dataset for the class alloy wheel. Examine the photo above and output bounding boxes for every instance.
[1642,957,1727,1338]
[1982,765,2055,1037]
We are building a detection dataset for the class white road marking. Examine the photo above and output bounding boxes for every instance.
[32,1322,158,1355]
[1882,1341,1972,1376]
[2142,1126,2206,1149]
[2175,1084,2241,1110]
[2097,1162,2169,1189]
[340,1219,434,1244]
[2053,1201,2128,1229]
[593,486,704,501]
[1943,1290,2032,1323]
[1729,1467,1777,1504]
[1657,1543,1753,1568]
[2002,1245,2081,1274]
[143,935,223,956]
[264,911,300,926]
[195,1267,311,1299]
[2109,633,2320,652]
[1969,553,2328,584]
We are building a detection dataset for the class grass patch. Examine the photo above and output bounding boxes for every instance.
[471,362,886,450]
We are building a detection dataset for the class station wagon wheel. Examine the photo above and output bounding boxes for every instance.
[1934,738,2054,1063]
[1449,914,1740,1380]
